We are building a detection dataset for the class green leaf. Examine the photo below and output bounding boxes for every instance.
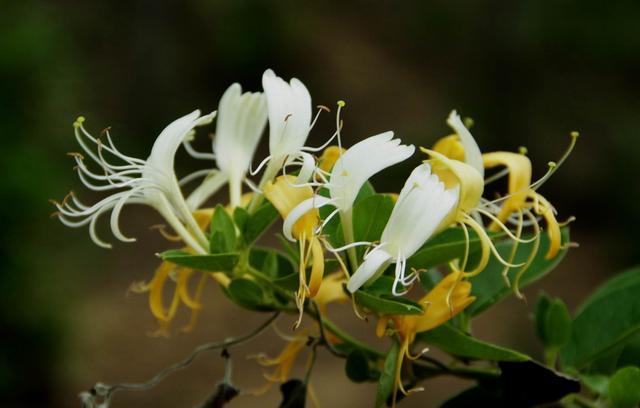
[406,227,485,272]
[561,266,640,370]
[227,278,265,309]
[354,290,423,315]
[467,227,570,316]
[609,366,640,408]
[272,273,299,292]
[535,293,552,344]
[355,180,376,203]
[160,251,238,272]
[209,204,237,253]
[233,207,250,231]
[375,340,400,408]
[352,194,394,258]
[245,202,278,245]
[345,349,378,383]
[249,247,295,279]
[579,373,609,396]
[535,294,572,350]
[416,324,528,362]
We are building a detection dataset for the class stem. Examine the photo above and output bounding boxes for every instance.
[340,209,359,272]
[320,316,385,358]
[82,312,279,406]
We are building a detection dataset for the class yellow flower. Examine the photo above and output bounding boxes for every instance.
[264,175,325,327]
[378,271,475,403]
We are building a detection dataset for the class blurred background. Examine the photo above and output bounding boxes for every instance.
[1,0,639,406]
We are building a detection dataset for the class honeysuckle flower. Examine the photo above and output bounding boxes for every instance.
[131,210,230,335]
[264,175,325,327]
[346,163,459,294]
[376,271,475,402]
[423,110,527,278]
[281,133,414,275]
[186,83,268,210]
[248,69,313,193]
[52,111,215,253]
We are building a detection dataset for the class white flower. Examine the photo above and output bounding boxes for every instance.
[53,110,214,253]
[186,83,268,209]
[279,132,415,243]
[263,69,312,165]
[446,110,484,177]
[346,163,459,294]
[329,131,415,213]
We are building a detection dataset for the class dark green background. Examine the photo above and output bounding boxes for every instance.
[1,1,638,406]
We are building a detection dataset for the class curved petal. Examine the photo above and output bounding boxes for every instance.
[282,195,333,241]
[329,132,414,212]
[347,248,393,293]
[447,110,484,177]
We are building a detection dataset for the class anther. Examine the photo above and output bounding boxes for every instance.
[67,152,85,160]
[317,105,331,112]
[548,161,557,169]
[570,131,580,138]
[284,113,292,122]
[337,100,346,108]
[463,117,474,128]
[519,146,528,155]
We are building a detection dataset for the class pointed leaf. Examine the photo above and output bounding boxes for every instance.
[209,205,237,253]
[375,340,400,408]
[561,266,640,370]
[354,290,423,315]
[245,202,278,245]
[416,324,528,361]
[609,366,640,408]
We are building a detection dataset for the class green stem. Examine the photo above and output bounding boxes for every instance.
[319,316,385,358]
[544,348,558,368]
[340,209,359,273]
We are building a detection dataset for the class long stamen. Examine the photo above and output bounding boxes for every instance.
[476,208,538,243]
[501,209,524,287]
[512,209,541,299]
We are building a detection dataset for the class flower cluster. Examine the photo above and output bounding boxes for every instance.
[54,69,577,406]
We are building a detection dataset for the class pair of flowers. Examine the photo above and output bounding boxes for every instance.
[52,69,316,254]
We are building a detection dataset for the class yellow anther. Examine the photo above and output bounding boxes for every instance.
[548,161,557,168]
[463,117,474,129]
[570,131,580,138]
[337,100,346,108]
[73,116,85,128]
[519,146,528,155]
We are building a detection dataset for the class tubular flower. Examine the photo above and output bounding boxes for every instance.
[422,110,526,279]
[264,175,325,327]
[52,111,215,253]
[377,271,475,402]
[186,83,268,210]
[347,163,459,294]
[479,133,578,295]
[252,69,313,188]
[282,133,414,275]
[131,207,232,334]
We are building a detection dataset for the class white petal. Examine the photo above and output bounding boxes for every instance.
[282,195,333,241]
[347,248,393,293]
[329,131,414,212]
[214,83,268,185]
[447,110,484,177]
[263,69,312,160]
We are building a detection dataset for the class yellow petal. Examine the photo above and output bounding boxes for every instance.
[307,237,325,298]
[533,193,561,259]
[482,152,532,230]
[314,272,348,314]
[318,146,345,173]
[433,135,465,162]
[264,175,319,239]
[420,148,484,214]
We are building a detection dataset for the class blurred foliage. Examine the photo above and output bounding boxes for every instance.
[1,0,639,406]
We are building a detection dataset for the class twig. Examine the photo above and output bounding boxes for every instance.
[80,312,279,407]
